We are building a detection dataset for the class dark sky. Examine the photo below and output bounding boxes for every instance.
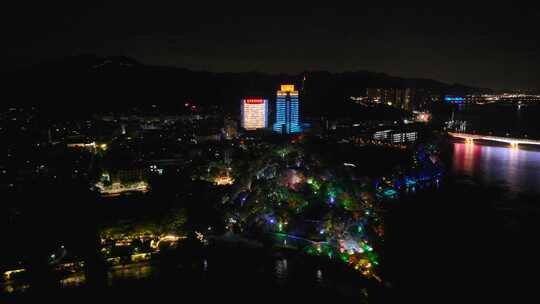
[5,3,540,89]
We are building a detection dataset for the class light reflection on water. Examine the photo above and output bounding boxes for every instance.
[2,283,30,294]
[316,269,323,285]
[107,262,156,286]
[274,258,288,281]
[453,143,540,195]
[60,273,86,287]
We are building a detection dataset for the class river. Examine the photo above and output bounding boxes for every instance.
[452,103,540,137]
[380,116,540,303]
[452,142,540,195]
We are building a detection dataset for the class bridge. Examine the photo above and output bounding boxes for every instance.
[448,132,540,148]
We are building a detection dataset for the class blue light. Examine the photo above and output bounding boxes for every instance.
[405,176,417,186]
[383,189,397,197]
[329,195,336,205]
[273,87,302,134]
[444,96,465,104]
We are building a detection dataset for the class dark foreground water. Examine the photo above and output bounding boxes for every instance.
[3,245,373,303]
[381,141,540,302]
[383,179,539,303]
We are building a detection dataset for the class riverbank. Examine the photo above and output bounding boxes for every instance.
[2,239,374,303]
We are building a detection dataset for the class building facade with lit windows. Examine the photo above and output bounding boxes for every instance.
[273,84,302,134]
[240,98,268,130]
[366,88,415,111]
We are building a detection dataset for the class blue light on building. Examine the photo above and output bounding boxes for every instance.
[273,84,302,134]
[444,95,465,104]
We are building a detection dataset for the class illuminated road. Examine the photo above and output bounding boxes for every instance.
[448,132,540,147]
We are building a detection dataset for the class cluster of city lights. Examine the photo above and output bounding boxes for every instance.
[225,143,442,278]
[222,145,392,279]
[94,181,149,196]
[214,175,235,186]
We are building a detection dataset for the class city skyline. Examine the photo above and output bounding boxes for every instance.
[3,3,540,302]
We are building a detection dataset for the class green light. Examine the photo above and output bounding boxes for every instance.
[342,197,353,209]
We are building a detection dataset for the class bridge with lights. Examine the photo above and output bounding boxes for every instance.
[448,132,540,148]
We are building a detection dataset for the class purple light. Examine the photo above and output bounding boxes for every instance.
[452,143,540,195]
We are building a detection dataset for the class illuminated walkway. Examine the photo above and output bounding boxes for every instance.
[448,132,540,147]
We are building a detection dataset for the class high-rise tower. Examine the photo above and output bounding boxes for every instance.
[273,84,302,134]
[241,98,268,130]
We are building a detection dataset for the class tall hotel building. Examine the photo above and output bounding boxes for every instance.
[240,98,269,130]
[273,84,302,134]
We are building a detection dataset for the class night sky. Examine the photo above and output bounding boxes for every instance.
[6,3,540,89]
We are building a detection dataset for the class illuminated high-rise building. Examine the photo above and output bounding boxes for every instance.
[367,88,415,110]
[367,88,383,103]
[382,88,396,106]
[240,98,268,130]
[403,88,414,111]
[273,84,302,134]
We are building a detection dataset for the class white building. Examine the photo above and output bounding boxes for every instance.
[241,99,268,130]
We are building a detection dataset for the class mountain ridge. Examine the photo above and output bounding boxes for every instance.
[7,55,491,118]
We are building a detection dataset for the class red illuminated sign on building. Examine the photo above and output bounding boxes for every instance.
[245,99,264,104]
